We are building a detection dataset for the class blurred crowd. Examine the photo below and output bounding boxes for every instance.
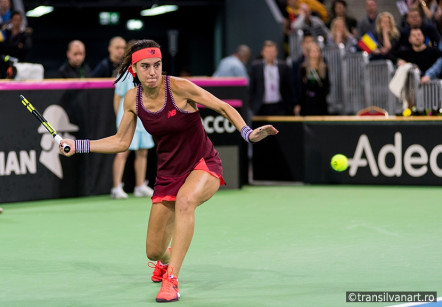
[1,0,442,116]
[213,0,442,116]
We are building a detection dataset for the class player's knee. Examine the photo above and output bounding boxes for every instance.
[175,195,197,215]
[146,246,163,261]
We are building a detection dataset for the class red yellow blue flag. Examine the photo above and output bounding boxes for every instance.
[0,30,6,42]
[357,32,379,53]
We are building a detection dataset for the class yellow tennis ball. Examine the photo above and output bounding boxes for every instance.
[331,154,348,172]
[403,108,412,117]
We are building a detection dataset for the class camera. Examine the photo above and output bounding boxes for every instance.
[0,54,18,79]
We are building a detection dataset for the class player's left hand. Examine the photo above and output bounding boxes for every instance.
[249,125,278,143]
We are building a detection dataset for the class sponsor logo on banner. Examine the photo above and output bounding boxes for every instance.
[0,105,78,179]
[348,132,442,178]
[202,115,236,134]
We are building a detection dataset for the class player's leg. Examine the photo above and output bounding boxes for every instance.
[168,170,220,277]
[111,150,130,199]
[146,201,175,264]
[146,200,175,283]
[155,170,220,302]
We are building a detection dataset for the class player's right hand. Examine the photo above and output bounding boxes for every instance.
[59,139,75,157]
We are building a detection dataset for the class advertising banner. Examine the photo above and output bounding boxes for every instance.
[304,121,442,185]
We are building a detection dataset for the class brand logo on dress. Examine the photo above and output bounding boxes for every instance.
[150,49,156,55]
[167,109,177,118]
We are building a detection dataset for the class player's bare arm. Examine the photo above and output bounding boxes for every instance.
[170,77,278,142]
[60,89,138,156]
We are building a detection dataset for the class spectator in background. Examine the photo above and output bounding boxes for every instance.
[282,0,300,58]
[292,3,330,46]
[301,0,329,22]
[421,56,442,82]
[434,2,442,35]
[296,41,330,115]
[0,0,11,27]
[395,28,442,75]
[357,0,378,39]
[397,8,441,51]
[327,17,358,52]
[111,40,155,199]
[281,0,330,57]
[0,11,32,62]
[421,57,442,83]
[57,40,92,78]
[370,12,401,61]
[326,0,358,37]
[292,32,315,106]
[249,40,293,115]
[400,0,439,24]
[92,36,126,78]
[111,74,155,199]
[212,44,251,82]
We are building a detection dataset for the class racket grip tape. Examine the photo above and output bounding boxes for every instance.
[54,135,70,153]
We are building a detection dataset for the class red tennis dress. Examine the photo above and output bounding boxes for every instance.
[136,76,225,203]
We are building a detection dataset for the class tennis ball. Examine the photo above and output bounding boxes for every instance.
[403,108,412,117]
[331,154,348,172]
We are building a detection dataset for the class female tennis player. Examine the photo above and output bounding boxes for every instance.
[59,39,278,303]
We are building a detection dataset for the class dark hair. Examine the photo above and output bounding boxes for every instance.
[114,39,161,85]
[332,0,347,12]
[10,10,22,19]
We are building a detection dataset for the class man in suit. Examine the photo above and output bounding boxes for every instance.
[249,40,294,115]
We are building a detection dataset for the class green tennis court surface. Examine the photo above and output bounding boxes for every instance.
[1,185,441,306]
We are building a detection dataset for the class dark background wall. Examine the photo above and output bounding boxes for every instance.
[24,2,223,77]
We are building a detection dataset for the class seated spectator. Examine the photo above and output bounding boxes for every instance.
[296,42,330,116]
[249,40,293,115]
[91,36,126,78]
[357,0,378,39]
[395,28,442,75]
[213,44,251,82]
[0,11,32,62]
[326,0,358,37]
[327,17,358,52]
[0,0,12,27]
[57,40,92,78]
[370,12,401,61]
[421,57,442,82]
[292,3,330,46]
[398,8,440,51]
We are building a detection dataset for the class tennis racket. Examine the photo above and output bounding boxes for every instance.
[19,95,70,153]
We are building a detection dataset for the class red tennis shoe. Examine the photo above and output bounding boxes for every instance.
[148,261,169,283]
[156,272,180,303]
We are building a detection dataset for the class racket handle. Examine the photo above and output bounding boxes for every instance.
[54,135,71,153]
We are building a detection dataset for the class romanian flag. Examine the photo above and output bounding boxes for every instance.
[0,30,6,42]
[357,32,379,53]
